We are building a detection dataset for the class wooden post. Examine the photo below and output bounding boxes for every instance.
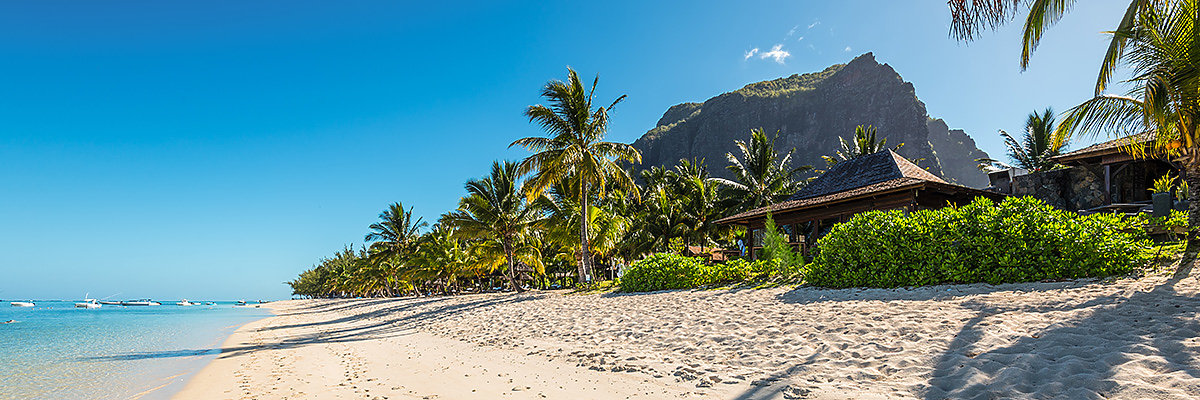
[1104,164,1112,204]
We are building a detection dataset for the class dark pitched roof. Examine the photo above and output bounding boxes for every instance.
[1053,132,1154,162]
[717,177,928,224]
[790,150,945,200]
[715,150,997,225]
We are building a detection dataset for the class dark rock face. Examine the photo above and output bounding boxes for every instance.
[632,53,991,187]
[926,118,990,187]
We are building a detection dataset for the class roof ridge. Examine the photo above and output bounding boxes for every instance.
[790,150,942,201]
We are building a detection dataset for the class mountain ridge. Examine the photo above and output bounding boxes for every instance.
[631,53,990,188]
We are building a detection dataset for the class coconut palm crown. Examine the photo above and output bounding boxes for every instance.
[714,128,811,212]
[1055,0,1200,234]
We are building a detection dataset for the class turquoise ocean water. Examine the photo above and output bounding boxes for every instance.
[0,301,270,400]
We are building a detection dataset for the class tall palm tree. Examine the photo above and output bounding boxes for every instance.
[822,125,901,166]
[442,161,543,292]
[981,108,1067,172]
[714,128,811,211]
[949,0,1152,85]
[511,68,641,283]
[1055,0,1200,234]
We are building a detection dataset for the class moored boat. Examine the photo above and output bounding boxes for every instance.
[75,299,101,309]
[121,299,161,306]
[176,299,197,306]
[10,301,34,307]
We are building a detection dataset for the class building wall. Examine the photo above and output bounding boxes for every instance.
[1011,165,1107,211]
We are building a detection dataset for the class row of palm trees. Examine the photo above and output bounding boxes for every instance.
[288,69,837,298]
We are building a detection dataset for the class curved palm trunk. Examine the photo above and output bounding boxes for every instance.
[579,182,592,284]
[1186,159,1200,253]
[503,241,525,293]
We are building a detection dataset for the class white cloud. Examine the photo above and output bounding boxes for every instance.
[807,21,820,29]
[760,44,790,64]
[744,48,759,60]
[844,46,852,52]
[797,36,805,41]
[787,25,799,37]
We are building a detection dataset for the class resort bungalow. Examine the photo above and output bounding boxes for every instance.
[715,150,1005,259]
[990,133,1181,214]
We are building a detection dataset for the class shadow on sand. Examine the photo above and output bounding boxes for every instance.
[79,294,539,363]
[921,260,1200,399]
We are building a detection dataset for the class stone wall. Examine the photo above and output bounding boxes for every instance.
[1011,165,1107,211]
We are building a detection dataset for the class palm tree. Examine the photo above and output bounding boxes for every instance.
[511,68,641,283]
[363,202,427,295]
[981,108,1067,172]
[1055,0,1200,235]
[671,158,735,252]
[949,0,1151,83]
[822,125,901,166]
[714,128,811,211]
[534,181,632,276]
[442,161,543,292]
[408,227,477,295]
[365,202,427,261]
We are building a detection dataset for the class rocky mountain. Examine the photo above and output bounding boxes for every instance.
[632,53,991,188]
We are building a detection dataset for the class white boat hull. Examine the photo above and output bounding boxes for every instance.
[10,302,34,307]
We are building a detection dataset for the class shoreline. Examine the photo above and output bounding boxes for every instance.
[173,299,724,399]
[174,265,1200,399]
[146,305,276,400]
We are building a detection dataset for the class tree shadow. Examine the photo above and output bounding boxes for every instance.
[78,294,541,363]
[923,260,1200,399]
[775,278,1110,306]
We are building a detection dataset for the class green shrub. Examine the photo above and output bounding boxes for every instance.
[1135,209,1188,233]
[619,253,753,292]
[760,214,800,268]
[807,196,1153,288]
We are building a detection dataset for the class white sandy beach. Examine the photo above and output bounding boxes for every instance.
[175,261,1200,400]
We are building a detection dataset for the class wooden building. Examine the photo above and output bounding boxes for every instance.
[1051,133,1177,206]
[715,150,1004,259]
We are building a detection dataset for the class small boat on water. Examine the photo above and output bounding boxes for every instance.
[121,299,161,306]
[236,300,247,305]
[98,300,122,305]
[176,299,197,306]
[76,293,101,309]
[10,301,34,307]
[204,302,215,306]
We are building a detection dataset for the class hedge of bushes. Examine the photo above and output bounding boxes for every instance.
[618,253,786,292]
[806,196,1153,288]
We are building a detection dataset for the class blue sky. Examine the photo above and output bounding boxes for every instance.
[0,1,1129,300]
